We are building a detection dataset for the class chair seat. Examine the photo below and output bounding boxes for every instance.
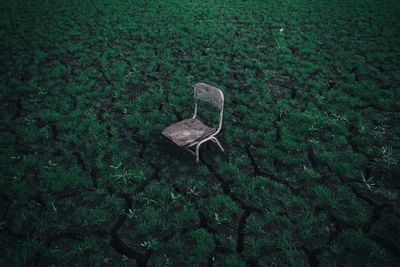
[162,118,216,147]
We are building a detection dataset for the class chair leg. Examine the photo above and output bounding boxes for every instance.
[211,137,225,153]
[193,137,224,163]
[196,143,201,163]
[185,146,196,156]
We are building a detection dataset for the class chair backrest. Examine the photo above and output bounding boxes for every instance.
[193,83,224,133]
[194,83,224,111]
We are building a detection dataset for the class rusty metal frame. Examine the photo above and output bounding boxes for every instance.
[184,83,225,162]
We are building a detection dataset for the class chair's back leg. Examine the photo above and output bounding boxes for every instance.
[211,137,225,153]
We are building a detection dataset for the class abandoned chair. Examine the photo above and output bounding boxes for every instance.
[162,83,225,162]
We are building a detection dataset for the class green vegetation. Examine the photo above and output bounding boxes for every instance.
[1,0,400,266]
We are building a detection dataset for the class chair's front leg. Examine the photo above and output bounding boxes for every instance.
[196,142,201,163]
[195,137,212,163]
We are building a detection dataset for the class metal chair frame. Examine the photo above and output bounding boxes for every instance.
[186,83,225,162]
[163,83,225,162]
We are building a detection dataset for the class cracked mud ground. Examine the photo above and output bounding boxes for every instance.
[1,0,400,266]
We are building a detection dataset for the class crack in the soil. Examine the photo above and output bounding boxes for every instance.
[370,233,400,259]
[201,156,265,214]
[245,145,261,176]
[106,189,152,266]
[245,144,388,265]
[245,145,299,195]
[300,245,320,267]
[171,183,230,265]
[307,145,400,257]
[104,162,172,265]
[139,141,148,159]
[273,114,282,169]
[365,203,388,232]
[353,103,400,113]
[236,209,251,254]
[12,97,23,120]
[110,232,153,266]
[172,181,262,266]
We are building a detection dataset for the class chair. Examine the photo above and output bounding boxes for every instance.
[162,83,225,162]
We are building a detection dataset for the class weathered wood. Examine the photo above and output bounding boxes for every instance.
[162,118,216,147]
[194,83,224,110]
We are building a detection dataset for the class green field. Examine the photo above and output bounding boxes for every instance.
[1,0,400,266]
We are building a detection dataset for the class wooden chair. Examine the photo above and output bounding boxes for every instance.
[162,83,225,162]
